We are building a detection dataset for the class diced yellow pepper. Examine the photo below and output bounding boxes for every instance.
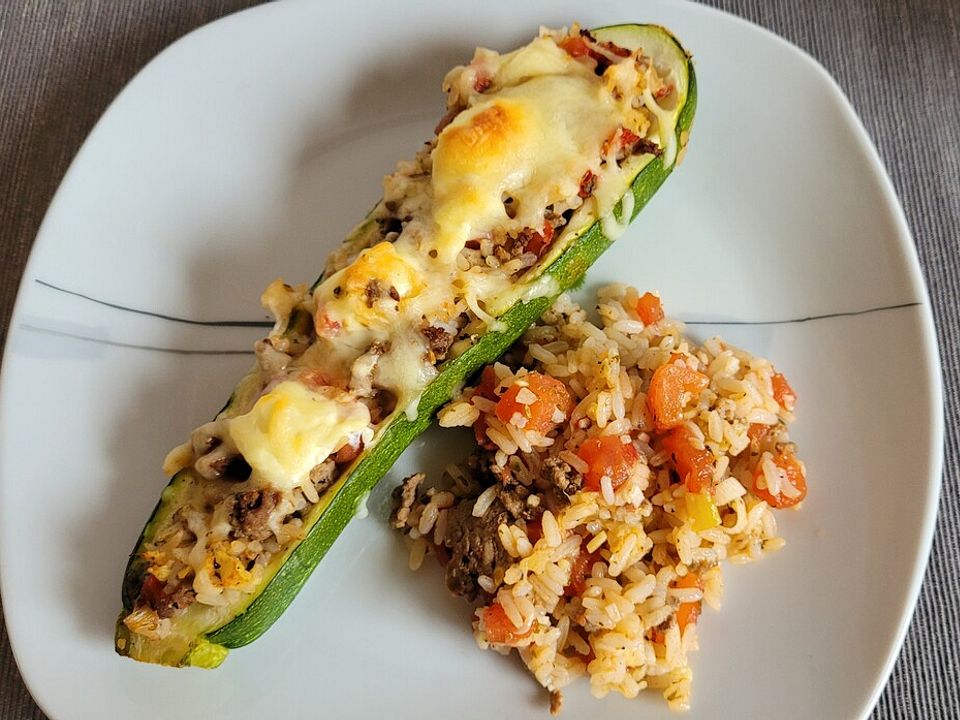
[685,492,720,532]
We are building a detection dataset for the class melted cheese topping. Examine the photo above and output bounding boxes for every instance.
[431,41,619,260]
[232,31,661,491]
[228,381,370,491]
[322,242,425,331]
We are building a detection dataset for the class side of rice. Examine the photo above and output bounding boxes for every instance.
[392,285,805,713]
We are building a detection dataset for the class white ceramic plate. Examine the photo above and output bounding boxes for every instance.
[0,1,942,718]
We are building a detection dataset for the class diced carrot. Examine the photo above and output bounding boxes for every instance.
[482,602,532,645]
[646,362,709,431]
[675,573,704,636]
[772,372,797,412]
[752,450,807,508]
[660,426,714,493]
[652,573,703,644]
[635,291,664,325]
[495,372,572,434]
[577,435,639,492]
[747,423,771,444]
[564,546,602,597]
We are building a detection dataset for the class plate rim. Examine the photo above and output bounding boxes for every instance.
[0,1,944,718]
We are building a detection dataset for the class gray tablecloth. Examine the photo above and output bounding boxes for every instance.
[1,1,957,718]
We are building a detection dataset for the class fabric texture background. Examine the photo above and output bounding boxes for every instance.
[0,1,956,718]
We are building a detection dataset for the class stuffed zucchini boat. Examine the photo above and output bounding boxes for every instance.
[116,22,697,667]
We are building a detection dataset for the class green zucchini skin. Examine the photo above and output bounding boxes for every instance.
[117,23,696,665]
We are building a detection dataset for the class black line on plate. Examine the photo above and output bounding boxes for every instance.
[20,324,254,356]
[681,301,921,326]
[35,278,922,332]
[34,279,273,328]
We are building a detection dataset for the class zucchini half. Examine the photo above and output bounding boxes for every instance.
[116,23,697,667]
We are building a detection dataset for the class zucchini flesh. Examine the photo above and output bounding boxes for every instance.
[116,23,697,665]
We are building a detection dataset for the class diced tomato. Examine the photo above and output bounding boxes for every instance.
[772,372,797,412]
[646,362,710,431]
[565,546,602,597]
[334,440,362,465]
[138,574,166,607]
[473,414,495,450]
[577,435,640,492]
[495,372,572,434]
[620,128,640,147]
[660,427,714,493]
[473,74,492,93]
[482,602,532,645]
[752,451,807,508]
[475,365,499,400]
[602,127,641,157]
[524,223,554,257]
[559,35,591,58]
[635,291,664,325]
[525,516,543,545]
[313,307,341,338]
[578,170,597,199]
[654,84,674,100]
[298,369,331,389]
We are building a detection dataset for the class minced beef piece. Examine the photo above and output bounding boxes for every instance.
[498,487,532,520]
[390,473,425,529]
[543,457,583,497]
[443,499,511,601]
[232,489,280,541]
[309,459,337,494]
[421,325,454,361]
[137,574,195,619]
[364,279,384,308]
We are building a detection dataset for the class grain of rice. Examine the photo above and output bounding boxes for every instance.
[408,537,427,571]
[542,511,562,547]
[516,387,538,405]
[473,485,499,517]
[478,574,496,594]
[418,502,439,535]
[560,450,589,474]
[438,401,480,427]
[392,284,803,712]
[500,590,525,629]
[667,586,704,603]
[601,476,616,505]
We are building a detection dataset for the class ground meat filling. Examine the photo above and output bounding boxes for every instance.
[136,574,196,620]
[443,499,511,601]
[542,457,583,497]
[232,489,281,541]
[309,459,338,494]
[391,472,425,530]
[422,324,455,361]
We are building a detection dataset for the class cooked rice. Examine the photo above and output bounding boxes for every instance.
[393,286,806,712]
